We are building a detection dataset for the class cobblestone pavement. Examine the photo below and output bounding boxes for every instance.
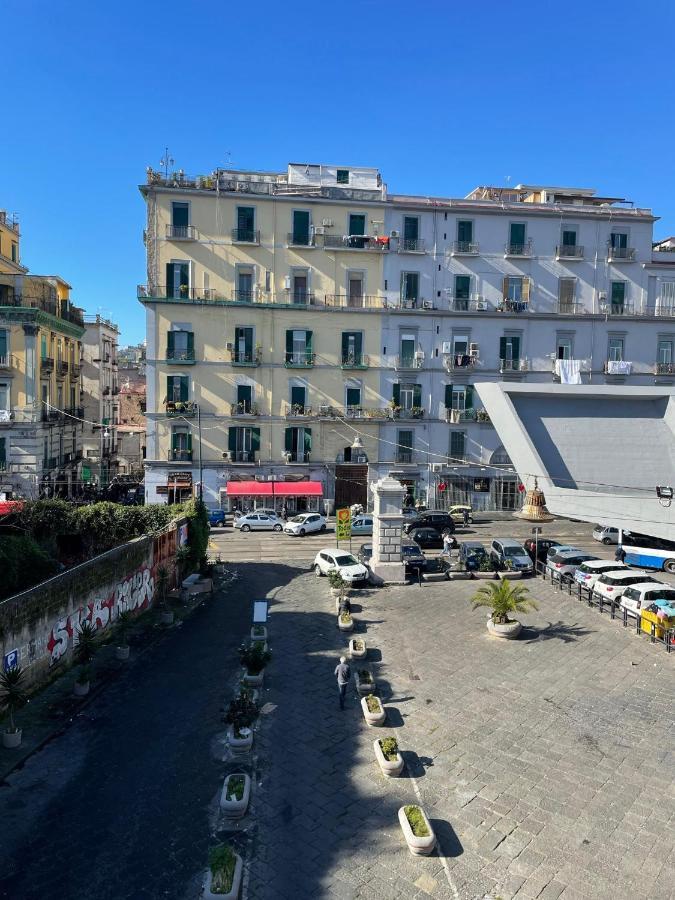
[250,567,675,900]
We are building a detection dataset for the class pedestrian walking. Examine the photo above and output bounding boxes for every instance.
[335,656,351,710]
[462,508,470,528]
[281,503,288,521]
[615,544,626,564]
[441,529,457,556]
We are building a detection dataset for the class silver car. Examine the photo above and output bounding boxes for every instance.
[234,512,283,532]
[490,539,534,574]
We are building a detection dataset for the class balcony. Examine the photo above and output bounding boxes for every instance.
[285,291,316,306]
[498,298,530,313]
[601,302,635,317]
[324,294,386,309]
[166,224,196,240]
[230,348,261,366]
[169,448,193,462]
[165,401,197,418]
[392,407,425,420]
[444,353,477,370]
[551,359,590,380]
[655,362,675,376]
[285,404,313,418]
[103,386,111,396]
[0,460,6,471]
[42,409,62,423]
[499,358,529,373]
[287,232,315,248]
[604,360,633,376]
[448,295,489,312]
[284,451,310,463]
[41,356,54,373]
[395,450,414,464]
[167,347,196,364]
[398,238,425,254]
[231,402,260,416]
[446,408,477,423]
[231,227,260,244]
[323,234,389,252]
[0,354,11,370]
[227,450,256,463]
[607,246,636,262]
[285,351,315,368]
[341,353,369,369]
[232,290,257,303]
[112,385,120,395]
[393,354,425,370]
[556,244,584,260]
[505,240,533,257]
[56,360,69,379]
[451,240,479,255]
[646,303,675,318]
[138,284,217,302]
[69,362,82,378]
[64,406,85,419]
[556,301,583,315]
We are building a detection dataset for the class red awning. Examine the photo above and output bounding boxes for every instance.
[224,481,323,498]
[0,501,24,516]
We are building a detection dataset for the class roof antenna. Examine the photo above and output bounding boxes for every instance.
[160,147,174,178]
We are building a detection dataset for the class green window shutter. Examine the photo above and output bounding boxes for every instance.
[341,332,349,357]
[354,332,362,357]
[404,217,418,241]
[166,263,173,293]
[167,331,175,355]
[285,330,293,357]
[251,428,260,452]
[237,384,251,406]
[305,330,313,353]
[349,214,366,235]
[511,337,521,359]
[0,436,5,464]
[444,384,453,408]
[41,335,47,358]
[180,377,189,402]
[392,383,400,406]
[413,385,422,408]
[510,223,525,245]
[304,428,312,453]
[186,332,194,354]
[167,375,175,400]
[284,427,293,452]
[293,210,309,241]
[171,431,180,451]
[0,331,6,358]
[346,387,361,407]
[499,337,507,360]
[186,433,192,452]
[172,203,189,227]
[228,427,237,452]
[465,385,474,410]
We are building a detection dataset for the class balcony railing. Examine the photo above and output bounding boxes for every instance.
[167,347,196,363]
[446,408,477,423]
[341,353,369,369]
[69,362,82,377]
[285,351,315,368]
[448,295,489,312]
[231,402,260,416]
[165,401,197,417]
[166,224,196,240]
[646,303,675,318]
[138,285,219,301]
[395,450,414,464]
[228,450,256,463]
[102,386,111,396]
[398,238,425,253]
[451,240,479,255]
[603,360,633,375]
[607,245,636,261]
[655,362,675,375]
[324,294,386,309]
[556,301,583,315]
[0,354,11,369]
[601,302,635,316]
[285,291,316,305]
[505,240,533,257]
[231,227,260,244]
[42,409,62,423]
[393,354,425,370]
[56,360,69,378]
[230,348,262,366]
[287,232,314,247]
[41,357,54,373]
[323,234,389,252]
[392,407,425,420]
[317,405,390,419]
[169,448,193,462]
[444,353,476,370]
[498,298,530,313]
[499,358,529,373]
[556,244,584,259]
[284,451,310,463]
[285,404,313,418]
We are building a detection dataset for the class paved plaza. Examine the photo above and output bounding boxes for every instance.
[0,553,673,899]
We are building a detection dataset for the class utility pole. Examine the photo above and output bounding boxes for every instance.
[197,403,203,502]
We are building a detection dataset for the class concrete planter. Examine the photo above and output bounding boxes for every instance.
[227,725,253,753]
[204,855,243,900]
[219,773,251,818]
[374,738,404,776]
[355,669,375,695]
[487,619,523,639]
[250,626,267,643]
[160,610,175,625]
[115,645,130,661]
[73,680,90,697]
[473,571,498,580]
[2,729,22,749]
[242,670,264,687]
[330,587,343,599]
[361,695,386,726]
[398,805,437,856]
[349,638,367,660]
[337,615,354,632]
[498,570,523,580]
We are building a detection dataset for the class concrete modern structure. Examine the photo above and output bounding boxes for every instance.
[477,383,675,542]
[0,209,85,499]
[81,315,120,488]
[138,164,675,512]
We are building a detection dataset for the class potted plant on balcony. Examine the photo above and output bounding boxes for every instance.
[398,805,437,855]
[179,284,189,297]
[204,843,243,900]
[389,400,401,419]
[476,408,491,424]
[1,664,27,749]
[115,609,133,661]
[410,407,424,419]
[374,736,404,776]
[361,693,386,726]
[470,579,539,639]
[74,620,97,696]
[239,642,271,686]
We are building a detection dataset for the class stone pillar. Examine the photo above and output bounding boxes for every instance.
[22,323,38,405]
[370,475,406,584]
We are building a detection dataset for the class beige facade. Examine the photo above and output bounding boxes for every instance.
[81,315,120,488]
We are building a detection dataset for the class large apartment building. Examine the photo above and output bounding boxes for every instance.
[0,210,85,500]
[139,165,675,512]
[81,314,120,488]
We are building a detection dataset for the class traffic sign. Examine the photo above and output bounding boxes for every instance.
[531,527,542,535]
[336,508,351,540]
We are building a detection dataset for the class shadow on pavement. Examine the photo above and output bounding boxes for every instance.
[521,620,594,643]
[432,818,464,858]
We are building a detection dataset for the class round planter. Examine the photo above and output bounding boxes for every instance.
[355,670,375,695]
[204,854,244,900]
[160,610,175,625]
[2,729,22,749]
[219,773,251,818]
[361,695,386,726]
[374,738,404,776]
[227,725,253,753]
[250,626,267,643]
[115,645,130,661]
[498,571,523,580]
[398,805,437,856]
[338,616,354,632]
[487,619,523,640]
[242,670,264,687]
[73,680,90,697]
[349,638,367,660]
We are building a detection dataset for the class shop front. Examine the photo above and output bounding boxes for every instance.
[223,479,323,515]
[156,471,194,505]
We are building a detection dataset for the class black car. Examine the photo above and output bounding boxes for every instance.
[401,540,427,576]
[402,511,455,536]
[523,538,562,564]
[357,543,373,567]
[409,527,444,549]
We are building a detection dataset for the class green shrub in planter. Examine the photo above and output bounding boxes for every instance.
[470,578,539,625]
[327,570,346,590]
[0,664,27,736]
[239,642,271,675]
[75,621,97,684]
[224,693,259,734]
[365,694,381,713]
[380,737,399,762]
[208,844,237,894]
[404,804,430,837]
[226,775,246,802]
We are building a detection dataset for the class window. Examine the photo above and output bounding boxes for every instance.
[502,276,530,310]
[284,426,311,462]
[165,261,189,298]
[0,436,6,467]
[608,338,624,361]
[167,330,194,361]
[558,278,576,312]
[610,231,628,250]
[444,384,474,411]
[454,275,471,309]
[285,329,313,365]
[561,228,577,248]
[166,375,189,403]
[453,333,469,355]
[341,331,363,366]
[0,329,7,362]
[657,340,673,364]
[556,336,572,359]
[11,243,17,262]
[346,386,361,408]
[234,326,254,363]
[457,220,473,245]
[610,281,626,312]
[399,333,417,368]
[291,210,311,245]
[236,268,254,302]
[0,381,8,411]
[236,384,252,413]
[41,334,47,359]
[499,335,521,370]
[402,216,420,250]
[291,270,309,304]
[401,272,419,304]
[393,383,421,411]
[69,386,76,409]
[290,384,307,413]
[237,206,255,236]
[228,426,260,462]
[508,223,527,252]
[171,428,192,461]
[336,169,349,184]
[396,430,413,462]
[450,431,466,461]
[172,202,189,227]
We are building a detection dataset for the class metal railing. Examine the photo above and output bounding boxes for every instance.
[505,240,533,256]
[393,407,425,420]
[395,450,414,464]
[231,402,260,416]
[285,404,313,417]
[41,357,54,372]
[69,362,82,377]
[323,234,389,252]
[324,294,385,309]
[166,224,196,240]
[167,347,196,362]
[398,238,425,253]
[499,358,529,372]
[284,351,315,367]
[287,232,314,247]
[229,450,256,463]
[286,291,316,305]
[393,354,424,370]
[230,349,262,365]
[444,353,476,370]
[446,408,477,423]
[451,240,479,255]
[231,227,260,244]
[655,362,675,375]
[56,360,69,378]
[556,244,584,258]
[0,354,11,368]
[645,304,675,318]
[607,245,636,261]
[232,290,257,303]
[601,302,635,316]
[499,298,529,313]
[556,301,583,315]
[169,449,193,461]
[165,401,197,417]
[341,353,369,368]
[285,451,310,463]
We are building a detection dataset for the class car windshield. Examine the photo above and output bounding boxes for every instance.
[402,546,420,556]
[504,547,526,557]
[289,515,305,523]
[335,554,358,566]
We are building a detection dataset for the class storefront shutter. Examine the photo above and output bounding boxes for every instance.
[392,383,400,406]
[444,384,453,408]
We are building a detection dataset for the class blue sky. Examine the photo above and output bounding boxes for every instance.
[3,0,674,344]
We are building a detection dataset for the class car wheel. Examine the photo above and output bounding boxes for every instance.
[314,564,323,577]
[664,559,675,574]
[273,524,282,532]
[241,525,250,532]
[299,528,306,536]
[602,537,612,545]
[320,523,326,532]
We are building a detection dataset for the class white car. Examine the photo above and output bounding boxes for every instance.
[313,549,369,583]
[574,560,629,588]
[234,512,283,532]
[619,582,675,619]
[284,513,327,536]
[546,550,599,581]
[593,572,662,606]
[592,525,620,545]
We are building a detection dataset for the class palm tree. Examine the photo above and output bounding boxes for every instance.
[0,665,27,735]
[155,564,170,608]
[471,578,539,624]
[75,621,97,684]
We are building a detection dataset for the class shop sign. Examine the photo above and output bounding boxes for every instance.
[336,507,351,540]
[473,478,490,492]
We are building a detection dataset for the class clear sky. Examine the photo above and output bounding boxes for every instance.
[3,0,674,344]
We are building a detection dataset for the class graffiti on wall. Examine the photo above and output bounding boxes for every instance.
[45,564,156,666]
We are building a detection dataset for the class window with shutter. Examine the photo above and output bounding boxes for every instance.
[172,202,189,227]
[284,427,293,452]
[450,431,466,461]
[444,384,453,408]
[465,385,474,410]
[412,384,422,409]
[167,331,175,357]
[346,387,361,407]
[392,383,400,406]
[292,210,310,244]
[251,428,260,452]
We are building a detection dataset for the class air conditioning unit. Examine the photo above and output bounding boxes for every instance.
[267,475,276,481]
[313,225,325,235]
[222,451,231,461]
[474,296,487,310]
[390,230,399,238]
[225,342,233,351]
[356,455,367,463]
[442,341,453,354]
[321,218,333,227]
[431,463,443,473]
[414,350,425,360]
[469,343,480,357]
[422,300,434,309]
[283,276,291,290]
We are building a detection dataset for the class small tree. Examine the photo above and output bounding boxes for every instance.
[155,564,170,609]
[470,579,539,624]
[0,665,28,735]
[75,621,97,684]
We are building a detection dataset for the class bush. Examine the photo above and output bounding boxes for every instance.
[226,775,246,801]
[239,643,271,675]
[404,805,430,837]
[380,737,399,761]
[208,844,237,893]
[224,693,259,732]
[0,535,60,599]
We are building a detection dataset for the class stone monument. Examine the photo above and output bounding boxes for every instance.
[370,475,406,584]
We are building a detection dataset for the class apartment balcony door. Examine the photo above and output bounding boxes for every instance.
[348,275,364,308]
[237,271,254,303]
[166,262,189,298]
[292,273,308,304]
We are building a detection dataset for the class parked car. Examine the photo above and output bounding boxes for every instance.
[357,543,373,568]
[593,571,661,605]
[284,512,326,536]
[313,549,369,583]
[350,515,373,536]
[448,505,473,524]
[208,509,226,527]
[546,550,598,581]
[234,512,283,532]
[546,544,583,560]
[593,525,620,545]
[619,582,675,619]
[403,511,455,535]
[409,527,445,550]
[233,507,277,519]
[401,540,428,576]
[573,559,629,588]
[490,539,534,574]
[523,538,564,564]
[458,540,490,571]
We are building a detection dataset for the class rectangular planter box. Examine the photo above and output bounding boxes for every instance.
[204,854,243,900]
[220,773,251,818]
[355,669,376,695]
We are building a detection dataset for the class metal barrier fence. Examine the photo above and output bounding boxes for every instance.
[535,561,674,654]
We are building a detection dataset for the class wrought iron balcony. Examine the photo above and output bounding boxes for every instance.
[231,401,260,416]
[607,245,636,262]
[601,302,635,317]
[498,298,530,313]
[341,353,369,369]
[0,354,11,369]
[395,450,414,464]
[284,451,310,463]
[451,240,479,255]
[138,284,217,301]
[393,354,425,370]
[166,224,196,240]
[324,294,386,309]
[286,291,316,305]
[499,358,529,373]
[232,290,257,303]
[285,404,313,418]
[285,351,315,368]
[392,407,425,420]
[323,234,389,252]
[69,362,82,378]
[556,244,584,259]
[41,356,54,373]
[444,353,476,370]
[398,238,425,253]
[556,301,583,315]
[230,348,262,366]
[227,450,256,463]
[287,232,314,247]
[655,362,675,375]
[446,408,477,423]
[56,360,69,378]
[169,448,193,461]
[165,401,197,418]
[448,295,488,312]
[167,347,196,364]
[231,227,260,244]
[505,240,533,257]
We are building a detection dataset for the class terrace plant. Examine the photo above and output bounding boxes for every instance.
[470,578,539,625]
[75,621,97,686]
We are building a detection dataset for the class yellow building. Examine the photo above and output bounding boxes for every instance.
[0,209,85,499]
[140,164,390,509]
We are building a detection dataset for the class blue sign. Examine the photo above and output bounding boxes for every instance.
[3,649,19,672]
